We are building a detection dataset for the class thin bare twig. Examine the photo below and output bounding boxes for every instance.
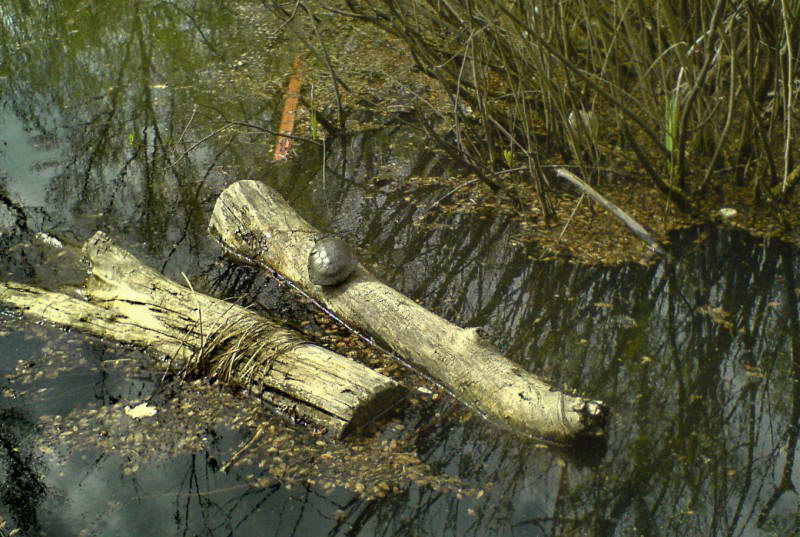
[556,167,666,256]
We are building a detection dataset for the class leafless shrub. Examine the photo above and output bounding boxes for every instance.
[331,0,799,212]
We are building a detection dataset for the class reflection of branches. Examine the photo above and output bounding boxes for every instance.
[198,101,323,146]
[224,120,321,146]
[267,0,348,130]
[758,243,800,527]
[0,409,47,535]
[164,2,219,54]
[170,124,231,169]
[317,134,800,535]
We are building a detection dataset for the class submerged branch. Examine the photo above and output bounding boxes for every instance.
[556,168,667,257]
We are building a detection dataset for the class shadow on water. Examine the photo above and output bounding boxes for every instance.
[0,1,799,536]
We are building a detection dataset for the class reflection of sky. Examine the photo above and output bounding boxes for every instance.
[37,452,344,536]
[0,109,61,207]
[41,455,181,537]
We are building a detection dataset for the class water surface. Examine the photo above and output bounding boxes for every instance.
[1,2,798,536]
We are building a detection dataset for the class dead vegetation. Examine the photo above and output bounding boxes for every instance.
[250,0,800,263]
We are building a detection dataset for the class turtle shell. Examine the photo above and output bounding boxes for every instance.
[308,237,357,286]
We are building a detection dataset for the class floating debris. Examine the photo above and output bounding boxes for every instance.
[124,403,157,419]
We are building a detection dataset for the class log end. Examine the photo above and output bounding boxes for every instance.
[340,382,408,438]
[572,398,610,436]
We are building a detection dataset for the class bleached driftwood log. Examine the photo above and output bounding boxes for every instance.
[210,180,608,443]
[0,232,405,438]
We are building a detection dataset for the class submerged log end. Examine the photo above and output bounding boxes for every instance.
[255,344,409,439]
[252,382,405,440]
[257,377,407,440]
[340,381,408,438]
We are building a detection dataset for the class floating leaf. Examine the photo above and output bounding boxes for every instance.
[124,403,157,419]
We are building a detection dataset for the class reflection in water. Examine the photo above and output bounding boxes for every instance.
[0,1,799,536]
[0,408,47,535]
[316,127,800,535]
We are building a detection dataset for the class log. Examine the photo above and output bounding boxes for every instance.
[0,232,405,438]
[209,180,608,443]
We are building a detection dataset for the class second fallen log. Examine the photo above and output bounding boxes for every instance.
[0,232,406,438]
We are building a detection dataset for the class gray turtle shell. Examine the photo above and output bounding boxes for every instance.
[308,237,357,286]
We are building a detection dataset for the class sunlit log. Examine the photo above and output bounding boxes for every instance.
[0,232,405,438]
[210,180,609,443]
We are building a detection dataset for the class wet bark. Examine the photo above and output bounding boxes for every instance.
[0,232,405,438]
[210,180,609,443]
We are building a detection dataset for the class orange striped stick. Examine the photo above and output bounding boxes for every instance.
[273,55,305,161]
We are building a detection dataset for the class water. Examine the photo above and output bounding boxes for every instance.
[1,2,799,536]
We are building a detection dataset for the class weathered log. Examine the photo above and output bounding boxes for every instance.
[0,232,405,438]
[210,180,608,443]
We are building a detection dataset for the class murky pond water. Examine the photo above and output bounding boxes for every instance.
[1,2,799,536]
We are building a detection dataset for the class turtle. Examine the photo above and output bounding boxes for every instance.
[308,237,357,286]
